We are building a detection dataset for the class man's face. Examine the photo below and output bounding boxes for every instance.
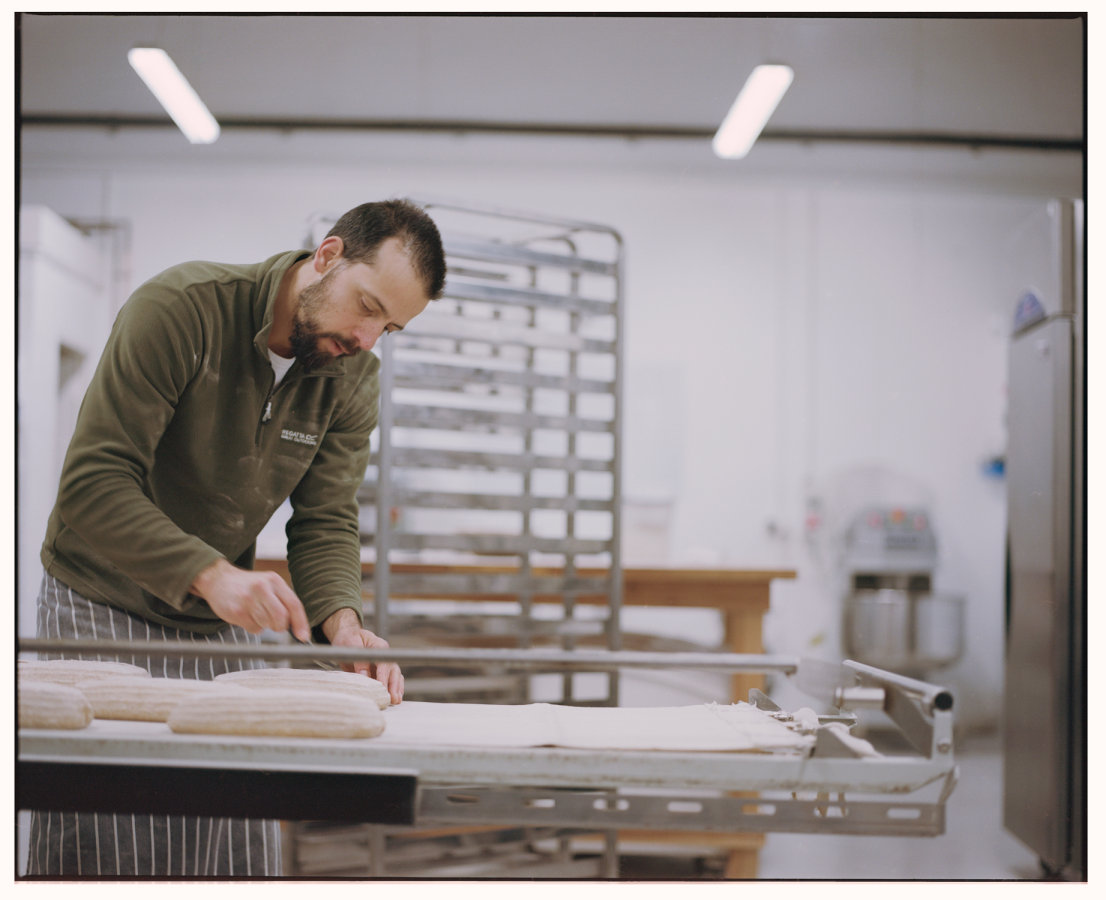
[290,236,430,372]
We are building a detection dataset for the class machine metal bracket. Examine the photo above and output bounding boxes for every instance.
[840,659,956,758]
[937,765,960,805]
[834,686,886,709]
[811,727,867,759]
[748,688,782,711]
[415,785,946,837]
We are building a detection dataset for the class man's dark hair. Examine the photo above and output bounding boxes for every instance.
[327,199,446,300]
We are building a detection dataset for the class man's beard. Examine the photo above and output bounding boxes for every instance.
[288,269,358,372]
[288,316,332,373]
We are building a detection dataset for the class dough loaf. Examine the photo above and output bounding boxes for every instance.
[19,658,151,685]
[77,676,252,722]
[215,666,392,708]
[19,681,94,730]
[168,688,387,739]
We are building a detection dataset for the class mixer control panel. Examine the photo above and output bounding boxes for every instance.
[841,506,938,574]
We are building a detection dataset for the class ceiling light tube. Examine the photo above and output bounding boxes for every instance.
[127,47,220,144]
[712,64,794,160]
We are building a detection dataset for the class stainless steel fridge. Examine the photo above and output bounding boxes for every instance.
[1002,198,1085,880]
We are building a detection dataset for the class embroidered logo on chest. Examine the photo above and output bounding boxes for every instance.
[280,428,319,447]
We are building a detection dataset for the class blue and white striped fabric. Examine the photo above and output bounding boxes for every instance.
[24,573,283,877]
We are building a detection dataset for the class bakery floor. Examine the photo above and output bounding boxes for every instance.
[621,730,1045,882]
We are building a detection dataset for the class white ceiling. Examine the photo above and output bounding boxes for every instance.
[19,13,1085,148]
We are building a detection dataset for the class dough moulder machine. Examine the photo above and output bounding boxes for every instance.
[18,639,958,869]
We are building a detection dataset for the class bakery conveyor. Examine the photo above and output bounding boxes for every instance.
[17,640,958,843]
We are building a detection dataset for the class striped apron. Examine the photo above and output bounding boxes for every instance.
[24,573,283,877]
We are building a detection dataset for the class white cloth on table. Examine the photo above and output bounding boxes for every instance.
[372,700,815,753]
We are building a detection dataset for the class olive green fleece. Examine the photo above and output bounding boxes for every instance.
[41,250,379,635]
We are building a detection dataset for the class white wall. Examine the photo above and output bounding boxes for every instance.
[17,207,115,638]
[18,126,1081,727]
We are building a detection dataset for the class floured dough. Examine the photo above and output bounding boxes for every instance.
[77,676,252,722]
[215,666,392,708]
[168,688,387,739]
[19,658,151,686]
[19,681,94,730]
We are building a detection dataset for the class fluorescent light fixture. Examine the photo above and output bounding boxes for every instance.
[127,47,220,144]
[712,64,793,160]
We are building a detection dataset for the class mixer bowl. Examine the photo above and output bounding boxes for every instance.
[844,589,964,672]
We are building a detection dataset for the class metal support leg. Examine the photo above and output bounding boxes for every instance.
[601,831,620,878]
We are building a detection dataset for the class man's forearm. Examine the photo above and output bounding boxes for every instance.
[189,558,233,596]
[321,606,363,643]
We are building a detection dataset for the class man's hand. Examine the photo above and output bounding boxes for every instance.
[191,559,311,643]
[322,608,404,704]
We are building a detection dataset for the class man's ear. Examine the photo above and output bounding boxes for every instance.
[314,235,345,274]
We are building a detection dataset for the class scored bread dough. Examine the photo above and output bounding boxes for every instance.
[168,688,387,739]
[215,666,392,708]
[76,676,253,722]
[19,681,94,730]
[19,658,151,686]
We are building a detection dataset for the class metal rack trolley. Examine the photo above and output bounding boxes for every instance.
[310,200,627,707]
[314,198,627,872]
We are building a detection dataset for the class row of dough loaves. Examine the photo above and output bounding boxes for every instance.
[18,659,390,739]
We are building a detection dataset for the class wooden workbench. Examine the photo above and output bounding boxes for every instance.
[256,558,795,877]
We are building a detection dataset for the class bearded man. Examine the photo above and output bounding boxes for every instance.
[25,199,446,876]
